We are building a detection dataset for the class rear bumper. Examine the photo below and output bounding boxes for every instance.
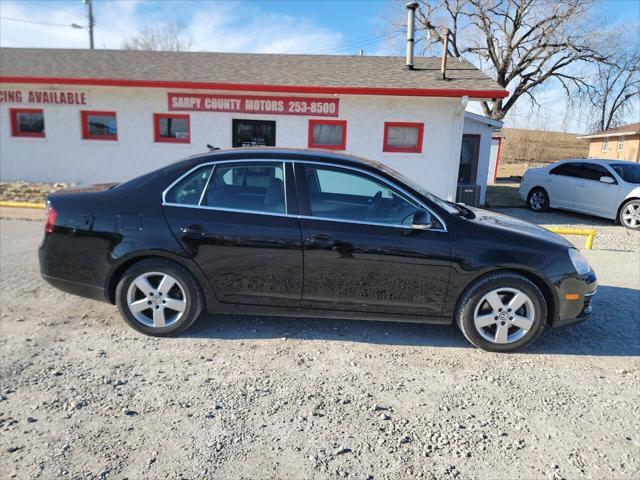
[39,240,110,303]
[41,273,109,303]
[552,270,597,328]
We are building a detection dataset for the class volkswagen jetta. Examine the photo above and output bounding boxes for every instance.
[39,148,597,352]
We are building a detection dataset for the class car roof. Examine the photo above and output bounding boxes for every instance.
[182,147,385,170]
[557,158,635,165]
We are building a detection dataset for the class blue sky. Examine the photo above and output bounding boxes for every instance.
[1,0,638,132]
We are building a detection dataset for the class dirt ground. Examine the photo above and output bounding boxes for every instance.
[1,219,639,480]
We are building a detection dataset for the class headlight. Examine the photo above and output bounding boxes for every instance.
[568,248,591,275]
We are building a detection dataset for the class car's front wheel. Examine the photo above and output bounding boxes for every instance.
[527,187,549,212]
[115,258,204,336]
[455,272,547,352]
[619,199,640,230]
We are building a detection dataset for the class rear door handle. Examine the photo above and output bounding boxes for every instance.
[181,224,207,237]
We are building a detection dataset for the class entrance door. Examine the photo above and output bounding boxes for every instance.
[458,134,481,184]
[232,119,276,147]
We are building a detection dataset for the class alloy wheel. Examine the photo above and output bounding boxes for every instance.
[473,287,536,344]
[621,201,640,229]
[529,191,545,211]
[126,272,187,328]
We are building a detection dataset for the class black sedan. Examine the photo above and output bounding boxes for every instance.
[39,148,597,352]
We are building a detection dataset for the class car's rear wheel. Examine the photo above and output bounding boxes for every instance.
[619,199,640,230]
[115,258,204,336]
[455,272,547,352]
[527,187,549,212]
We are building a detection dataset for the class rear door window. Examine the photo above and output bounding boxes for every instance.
[203,162,286,214]
[164,165,213,205]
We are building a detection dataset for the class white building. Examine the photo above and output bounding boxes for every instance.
[0,48,506,204]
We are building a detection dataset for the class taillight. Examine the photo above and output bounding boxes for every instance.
[45,204,57,233]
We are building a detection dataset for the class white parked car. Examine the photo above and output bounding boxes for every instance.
[519,159,640,229]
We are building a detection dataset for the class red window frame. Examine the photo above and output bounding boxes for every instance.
[81,110,117,141]
[383,122,424,153]
[308,119,347,150]
[154,113,190,144]
[10,108,45,138]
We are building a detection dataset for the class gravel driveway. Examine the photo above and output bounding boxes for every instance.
[1,219,639,480]
[493,207,640,253]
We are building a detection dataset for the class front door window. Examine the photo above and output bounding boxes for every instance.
[302,165,419,227]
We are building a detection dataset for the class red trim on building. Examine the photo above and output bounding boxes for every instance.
[492,136,502,183]
[308,119,347,150]
[383,122,424,153]
[153,113,190,143]
[81,110,117,141]
[0,76,509,99]
[9,108,45,138]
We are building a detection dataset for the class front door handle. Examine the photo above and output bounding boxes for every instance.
[307,234,332,246]
[181,224,207,237]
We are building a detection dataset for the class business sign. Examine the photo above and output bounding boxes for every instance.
[168,93,339,117]
[0,89,88,105]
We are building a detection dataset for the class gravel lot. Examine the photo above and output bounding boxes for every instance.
[495,207,640,253]
[1,218,639,480]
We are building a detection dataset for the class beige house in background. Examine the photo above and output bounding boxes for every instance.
[577,122,640,162]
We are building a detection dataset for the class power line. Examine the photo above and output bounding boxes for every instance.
[294,31,400,56]
[0,16,85,29]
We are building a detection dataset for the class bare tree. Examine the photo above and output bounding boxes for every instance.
[586,47,639,132]
[399,0,607,121]
[122,23,192,52]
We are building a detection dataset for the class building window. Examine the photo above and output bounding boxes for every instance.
[601,137,609,152]
[10,108,45,138]
[383,122,424,153]
[154,113,190,143]
[81,111,117,140]
[617,136,624,151]
[308,119,346,150]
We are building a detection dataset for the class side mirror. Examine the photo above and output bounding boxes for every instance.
[600,176,615,184]
[411,209,434,231]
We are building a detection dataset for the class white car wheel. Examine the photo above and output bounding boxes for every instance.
[619,200,640,230]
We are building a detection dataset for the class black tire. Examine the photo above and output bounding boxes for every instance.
[618,199,640,230]
[115,258,204,337]
[527,187,549,212]
[455,272,547,352]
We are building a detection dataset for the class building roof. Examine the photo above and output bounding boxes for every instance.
[577,122,640,139]
[464,111,503,129]
[0,48,507,99]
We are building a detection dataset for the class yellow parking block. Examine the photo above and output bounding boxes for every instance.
[546,227,597,250]
[0,201,45,209]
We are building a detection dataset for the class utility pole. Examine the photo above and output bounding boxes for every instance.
[83,0,95,49]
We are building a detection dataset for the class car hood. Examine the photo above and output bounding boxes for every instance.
[466,207,573,248]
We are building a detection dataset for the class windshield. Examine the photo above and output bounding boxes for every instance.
[376,163,459,214]
[610,163,640,184]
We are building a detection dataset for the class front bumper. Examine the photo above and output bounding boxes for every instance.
[552,270,597,328]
